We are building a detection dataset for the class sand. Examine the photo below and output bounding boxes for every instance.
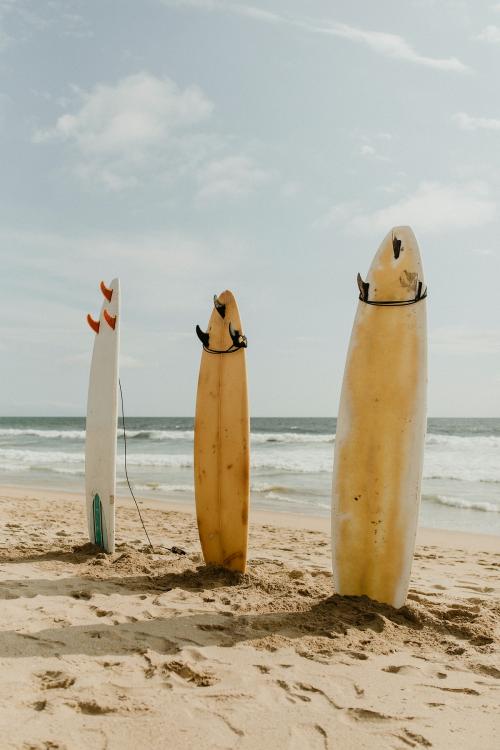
[0,485,498,750]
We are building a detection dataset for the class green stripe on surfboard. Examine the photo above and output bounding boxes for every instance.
[93,493,103,548]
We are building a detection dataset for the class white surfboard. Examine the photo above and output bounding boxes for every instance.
[331,227,427,608]
[85,279,120,553]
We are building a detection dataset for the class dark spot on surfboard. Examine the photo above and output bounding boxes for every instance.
[227,464,233,470]
[400,270,418,291]
[223,551,243,566]
[392,235,402,259]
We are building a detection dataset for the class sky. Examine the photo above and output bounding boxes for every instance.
[1,0,500,417]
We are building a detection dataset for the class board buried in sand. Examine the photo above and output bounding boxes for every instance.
[85,279,120,553]
[194,291,250,573]
[332,227,427,609]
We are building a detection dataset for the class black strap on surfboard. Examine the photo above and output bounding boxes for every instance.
[118,379,187,557]
[357,273,428,306]
[195,322,248,354]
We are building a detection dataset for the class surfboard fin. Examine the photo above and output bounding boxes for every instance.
[229,322,247,349]
[392,234,403,259]
[213,295,226,318]
[100,281,113,302]
[87,314,100,334]
[196,325,210,347]
[415,280,426,301]
[357,273,370,302]
[103,309,117,330]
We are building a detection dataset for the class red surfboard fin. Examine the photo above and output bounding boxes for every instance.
[103,309,116,330]
[87,314,100,333]
[100,280,113,302]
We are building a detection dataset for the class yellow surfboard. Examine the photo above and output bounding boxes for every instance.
[194,290,250,572]
[332,227,427,608]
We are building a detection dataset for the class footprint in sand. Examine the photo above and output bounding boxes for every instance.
[472,664,500,679]
[70,590,92,600]
[383,664,421,676]
[422,684,480,696]
[288,723,329,750]
[72,699,117,715]
[198,623,227,632]
[94,609,113,618]
[254,664,271,674]
[396,728,433,747]
[163,660,217,687]
[276,679,312,703]
[37,671,75,690]
[459,582,494,594]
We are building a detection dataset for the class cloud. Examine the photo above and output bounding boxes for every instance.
[33,71,271,198]
[359,143,390,162]
[471,248,497,256]
[453,111,500,131]
[349,181,497,235]
[161,0,281,22]
[34,72,214,189]
[0,0,91,48]
[34,73,213,152]
[162,1,469,72]
[476,24,500,43]
[431,326,500,355]
[307,21,469,72]
[281,180,301,198]
[196,155,271,199]
[313,201,360,230]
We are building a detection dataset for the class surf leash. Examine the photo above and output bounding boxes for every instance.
[118,379,187,557]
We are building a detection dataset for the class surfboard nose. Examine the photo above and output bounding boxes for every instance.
[389,226,420,259]
[375,226,421,264]
[365,226,425,303]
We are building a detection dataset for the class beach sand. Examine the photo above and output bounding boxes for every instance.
[0,485,498,749]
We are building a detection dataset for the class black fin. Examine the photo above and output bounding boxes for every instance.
[213,295,226,318]
[392,235,402,259]
[356,272,369,301]
[229,322,247,349]
[195,325,210,347]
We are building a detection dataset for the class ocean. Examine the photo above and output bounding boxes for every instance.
[0,417,499,536]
